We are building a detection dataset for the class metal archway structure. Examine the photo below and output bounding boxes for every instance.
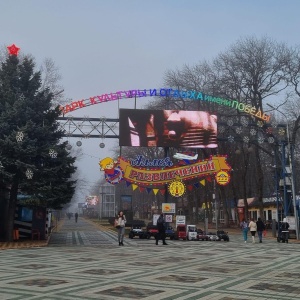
[58,116,119,139]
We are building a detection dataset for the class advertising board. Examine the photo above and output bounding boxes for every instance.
[153,214,160,225]
[162,203,176,214]
[119,109,217,148]
[176,215,186,227]
[285,216,295,230]
[164,214,173,223]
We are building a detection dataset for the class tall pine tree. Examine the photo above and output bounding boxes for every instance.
[0,50,76,241]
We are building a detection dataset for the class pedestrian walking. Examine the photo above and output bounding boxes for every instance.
[75,212,78,223]
[156,214,168,245]
[256,217,265,243]
[240,218,248,243]
[116,211,126,246]
[249,218,257,243]
[279,218,290,242]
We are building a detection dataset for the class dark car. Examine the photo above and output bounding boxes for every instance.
[165,226,175,240]
[217,230,229,241]
[197,229,209,241]
[206,232,220,241]
[146,223,159,239]
[128,226,148,239]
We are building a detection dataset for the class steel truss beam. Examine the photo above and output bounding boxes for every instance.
[57,117,119,138]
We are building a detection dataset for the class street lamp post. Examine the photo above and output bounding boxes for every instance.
[99,185,105,221]
[267,103,299,240]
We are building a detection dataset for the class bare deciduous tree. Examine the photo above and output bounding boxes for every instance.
[40,58,66,107]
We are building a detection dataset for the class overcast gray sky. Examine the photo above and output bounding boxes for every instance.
[1,0,300,201]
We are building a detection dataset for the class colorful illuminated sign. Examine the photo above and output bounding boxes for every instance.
[118,155,231,187]
[215,171,230,186]
[99,157,124,184]
[60,88,270,122]
[168,179,186,197]
[130,155,173,167]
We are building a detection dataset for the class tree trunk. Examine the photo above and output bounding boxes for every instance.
[255,148,264,219]
[4,176,19,242]
[221,187,229,227]
[242,172,249,221]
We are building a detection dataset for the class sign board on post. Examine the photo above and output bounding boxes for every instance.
[165,214,173,223]
[176,215,186,227]
[286,216,295,230]
[162,203,175,214]
[153,214,160,225]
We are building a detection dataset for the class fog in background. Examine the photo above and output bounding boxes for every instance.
[1,0,300,207]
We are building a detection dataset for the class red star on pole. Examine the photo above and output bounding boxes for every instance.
[7,44,20,56]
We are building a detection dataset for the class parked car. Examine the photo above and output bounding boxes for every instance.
[217,230,229,241]
[146,223,159,239]
[128,226,148,239]
[174,224,187,240]
[197,229,209,241]
[186,225,198,240]
[165,226,175,240]
[206,232,220,241]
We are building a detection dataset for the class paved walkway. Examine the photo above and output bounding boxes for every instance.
[1,218,300,299]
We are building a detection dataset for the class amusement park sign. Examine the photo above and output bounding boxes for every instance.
[60,88,270,122]
[118,155,231,187]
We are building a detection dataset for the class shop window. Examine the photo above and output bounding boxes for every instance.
[252,211,257,220]
[268,210,272,221]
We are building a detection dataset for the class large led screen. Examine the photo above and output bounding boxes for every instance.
[119,109,217,148]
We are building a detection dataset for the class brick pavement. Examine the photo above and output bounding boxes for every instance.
[0,217,300,299]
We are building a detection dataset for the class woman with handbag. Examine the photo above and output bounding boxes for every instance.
[116,211,126,246]
[248,218,257,243]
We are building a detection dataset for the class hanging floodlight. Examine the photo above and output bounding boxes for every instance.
[66,143,72,150]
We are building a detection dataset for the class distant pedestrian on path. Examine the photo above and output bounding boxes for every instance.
[279,218,290,242]
[156,214,168,245]
[240,218,248,243]
[256,217,265,243]
[75,212,78,223]
[116,211,126,246]
[249,218,257,243]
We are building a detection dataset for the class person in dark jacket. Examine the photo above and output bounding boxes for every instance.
[156,214,168,245]
[256,217,265,243]
[280,218,290,242]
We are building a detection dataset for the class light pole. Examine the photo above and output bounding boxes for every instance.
[267,103,299,240]
[99,186,105,221]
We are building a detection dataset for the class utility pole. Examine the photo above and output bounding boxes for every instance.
[267,104,299,240]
